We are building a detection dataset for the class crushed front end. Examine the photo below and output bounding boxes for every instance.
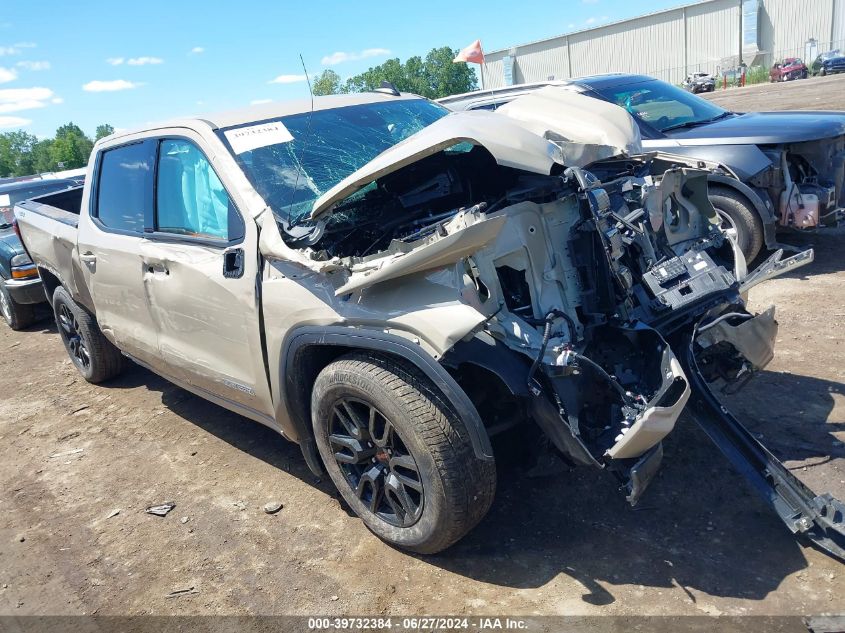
[253,97,842,560]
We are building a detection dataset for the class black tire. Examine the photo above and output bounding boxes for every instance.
[52,286,123,383]
[311,353,496,554]
[708,187,765,263]
[0,281,36,331]
[820,67,827,77]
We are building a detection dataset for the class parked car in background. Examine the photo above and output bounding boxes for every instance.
[769,57,808,81]
[683,72,715,93]
[811,49,845,76]
[16,90,845,563]
[439,74,845,262]
[0,178,80,329]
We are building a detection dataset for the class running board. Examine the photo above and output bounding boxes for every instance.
[679,330,845,563]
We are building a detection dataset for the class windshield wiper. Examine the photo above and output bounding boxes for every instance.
[662,111,733,133]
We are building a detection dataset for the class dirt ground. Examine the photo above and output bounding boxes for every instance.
[1,76,845,618]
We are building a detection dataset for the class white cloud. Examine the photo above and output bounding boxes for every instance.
[0,42,36,56]
[586,17,596,24]
[0,67,16,83]
[0,86,54,115]
[190,46,204,54]
[16,60,49,71]
[82,79,140,92]
[321,47,391,66]
[106,57,124,66]
[250,98,272,105]
[0,86,53,103]
[51,97,63,104]
[0,115,30,128]
[568,23,575,29]
[268,74,307,84]
[600,15,609,21]
[127,56,163,66]
[0,99,45,113]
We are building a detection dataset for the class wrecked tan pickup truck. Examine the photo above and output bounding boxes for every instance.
[14,88,845,558]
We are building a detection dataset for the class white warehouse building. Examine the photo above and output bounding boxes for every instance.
[481,0,845,88]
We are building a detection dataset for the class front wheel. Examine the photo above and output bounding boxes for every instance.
[709,187,765,263]
[52,286,123,383]
[311,353,496,554]
[0,281,35,331]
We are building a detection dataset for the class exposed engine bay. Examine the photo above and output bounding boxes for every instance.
[274,141,778,502]
[754,135,845,229]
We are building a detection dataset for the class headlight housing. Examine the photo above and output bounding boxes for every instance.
[10,253,32,267]
[10,253,37,279]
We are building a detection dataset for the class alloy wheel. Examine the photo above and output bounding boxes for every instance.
[58,304,90,370]
[328,397,424,527]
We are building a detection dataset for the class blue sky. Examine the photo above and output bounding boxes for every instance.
[0,0,683,138]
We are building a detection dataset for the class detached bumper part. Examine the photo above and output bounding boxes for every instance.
[683,327,845,563]
[606,357,690,460]
[697,306,778,371]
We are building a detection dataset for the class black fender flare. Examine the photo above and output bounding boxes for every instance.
[707,174,778,248]
[281,326,495,474]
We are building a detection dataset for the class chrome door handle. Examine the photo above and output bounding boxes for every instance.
[79,253,97,264]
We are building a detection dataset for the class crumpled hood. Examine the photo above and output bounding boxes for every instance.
[495,86,643,163]
[309,110,560,220]
[666,111,845,145]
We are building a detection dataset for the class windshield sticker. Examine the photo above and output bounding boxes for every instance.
[224,121,293,154]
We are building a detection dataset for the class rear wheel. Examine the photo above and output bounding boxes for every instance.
[709,187,765,263]
[0,281,35,331]
[52,286,123,383]
[311,353,496,554]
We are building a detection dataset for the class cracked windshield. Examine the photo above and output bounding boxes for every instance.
[221,99,448,227]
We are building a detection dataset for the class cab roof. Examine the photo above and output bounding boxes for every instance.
[102,91,428,144]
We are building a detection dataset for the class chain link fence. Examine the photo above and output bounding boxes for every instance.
[645,38,845,88]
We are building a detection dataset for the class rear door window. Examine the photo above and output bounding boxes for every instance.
[95,141,155,232]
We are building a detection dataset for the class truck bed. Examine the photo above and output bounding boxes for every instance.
[14,186,83,298]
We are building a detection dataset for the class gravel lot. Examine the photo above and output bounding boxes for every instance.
[1,76,844,618]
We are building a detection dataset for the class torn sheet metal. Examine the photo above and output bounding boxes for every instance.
[335,210,507,296]
[697,306,778,370]
[644,167,721,248]
[496,86,643,166]
[257,207,343,273]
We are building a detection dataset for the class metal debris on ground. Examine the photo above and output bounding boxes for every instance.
[145,502,176,517]
[106,509,120,519]
[180,517,189,524]
[165,586,199,599]
[48,448,83,459]
[263,501,283,514]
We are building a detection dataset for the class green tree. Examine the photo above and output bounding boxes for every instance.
[30,139,55,174]
[311,70,343,96]
[423,46,478,99]
[342,46,478,99]
[95,124,115,141]
[0,131,38,177]
[49,123,94,171]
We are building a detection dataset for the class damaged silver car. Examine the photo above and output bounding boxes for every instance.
[15,88,844,558]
